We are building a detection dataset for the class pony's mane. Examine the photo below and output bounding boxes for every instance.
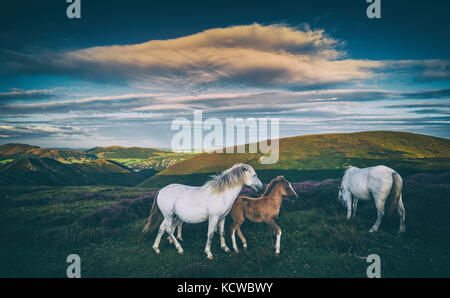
[205,163,251,193]
[262,176,286,196]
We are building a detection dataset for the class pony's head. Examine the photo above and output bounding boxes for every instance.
[338,185,345,207]
[338,184,351,208]
[263,176,298,201]
[207,163,263,193]
[240,163,264,192]
[279,177,298,201]
[338,166,354,207]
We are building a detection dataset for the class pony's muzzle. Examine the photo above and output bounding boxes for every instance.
[283,192,298,203]
[251,181,264,193]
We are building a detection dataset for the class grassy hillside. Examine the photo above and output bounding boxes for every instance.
[140,131,450,188]
[1,171,449,277]
[0,143,96,163]
[85,146,163,158]
[0,143,196,172]
[85,146,198,171]
[0,157,151,186]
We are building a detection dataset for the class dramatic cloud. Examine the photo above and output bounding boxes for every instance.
[1,24,383,90]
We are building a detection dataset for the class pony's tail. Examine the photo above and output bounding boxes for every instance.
[387,173,403,215]
[142,191,162,234]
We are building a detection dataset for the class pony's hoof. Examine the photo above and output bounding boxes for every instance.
[369,229,377,233]
[222,246,230,253]
[178,250,184,255]
[398,229,405,234]
[275,253,279,257]
[177,237,184,242]
[205,251,214,259]
[234,250,239,254]
[153,247,160,254]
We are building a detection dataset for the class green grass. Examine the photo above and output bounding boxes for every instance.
[1,171,449,277]
[109,152,199,171]
[0,159,13,164]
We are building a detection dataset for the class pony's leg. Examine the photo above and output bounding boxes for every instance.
[351,197,359,218]
[152,221,166,254]
[168,219,183,243]
[167,223,176,244]
[205,216,219,259]
[230,205,245,253]
[164,216,184,254]
[177,222,183,241]
[218,218,230,252]
[346,198,352,220]
[266,219,281,255]
[230,220,243,253]
[236,226,247,250]
[269,226,275,248]
[230,223,239,253]
[369,197,385,233]
[397,195,406,233]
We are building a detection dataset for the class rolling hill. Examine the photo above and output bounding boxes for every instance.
[85,146,164,158]
[139,131,450,188]
[0,157,150,186]
[0,143,96,163]
[0,143,196,171]
[85,145,198,170]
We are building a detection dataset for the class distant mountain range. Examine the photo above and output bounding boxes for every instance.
[0,143,196,172]
[0,157,156,186]
[84,146,195,171]
[0,144,172,186]
[1,131,449,187]
[0,143,96,163]
[85,146,164,158]
[139,131,450,188]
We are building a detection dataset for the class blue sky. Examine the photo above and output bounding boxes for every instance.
[0,0,449,148]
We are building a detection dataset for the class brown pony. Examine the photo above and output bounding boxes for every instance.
[230,176,298,255]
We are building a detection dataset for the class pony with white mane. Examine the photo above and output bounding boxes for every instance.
[142,163,264,259]
[339,165,406,233]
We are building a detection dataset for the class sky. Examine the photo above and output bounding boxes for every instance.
[0,0,449,149]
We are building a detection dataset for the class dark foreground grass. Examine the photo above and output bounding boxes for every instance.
[0,172,449,277]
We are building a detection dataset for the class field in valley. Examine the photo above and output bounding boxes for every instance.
[1,170,449,278]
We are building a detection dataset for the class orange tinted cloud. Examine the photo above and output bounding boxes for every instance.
[62,24,381,89]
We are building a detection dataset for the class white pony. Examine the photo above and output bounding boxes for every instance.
[142,163,263,259]
[339,165,406,233]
